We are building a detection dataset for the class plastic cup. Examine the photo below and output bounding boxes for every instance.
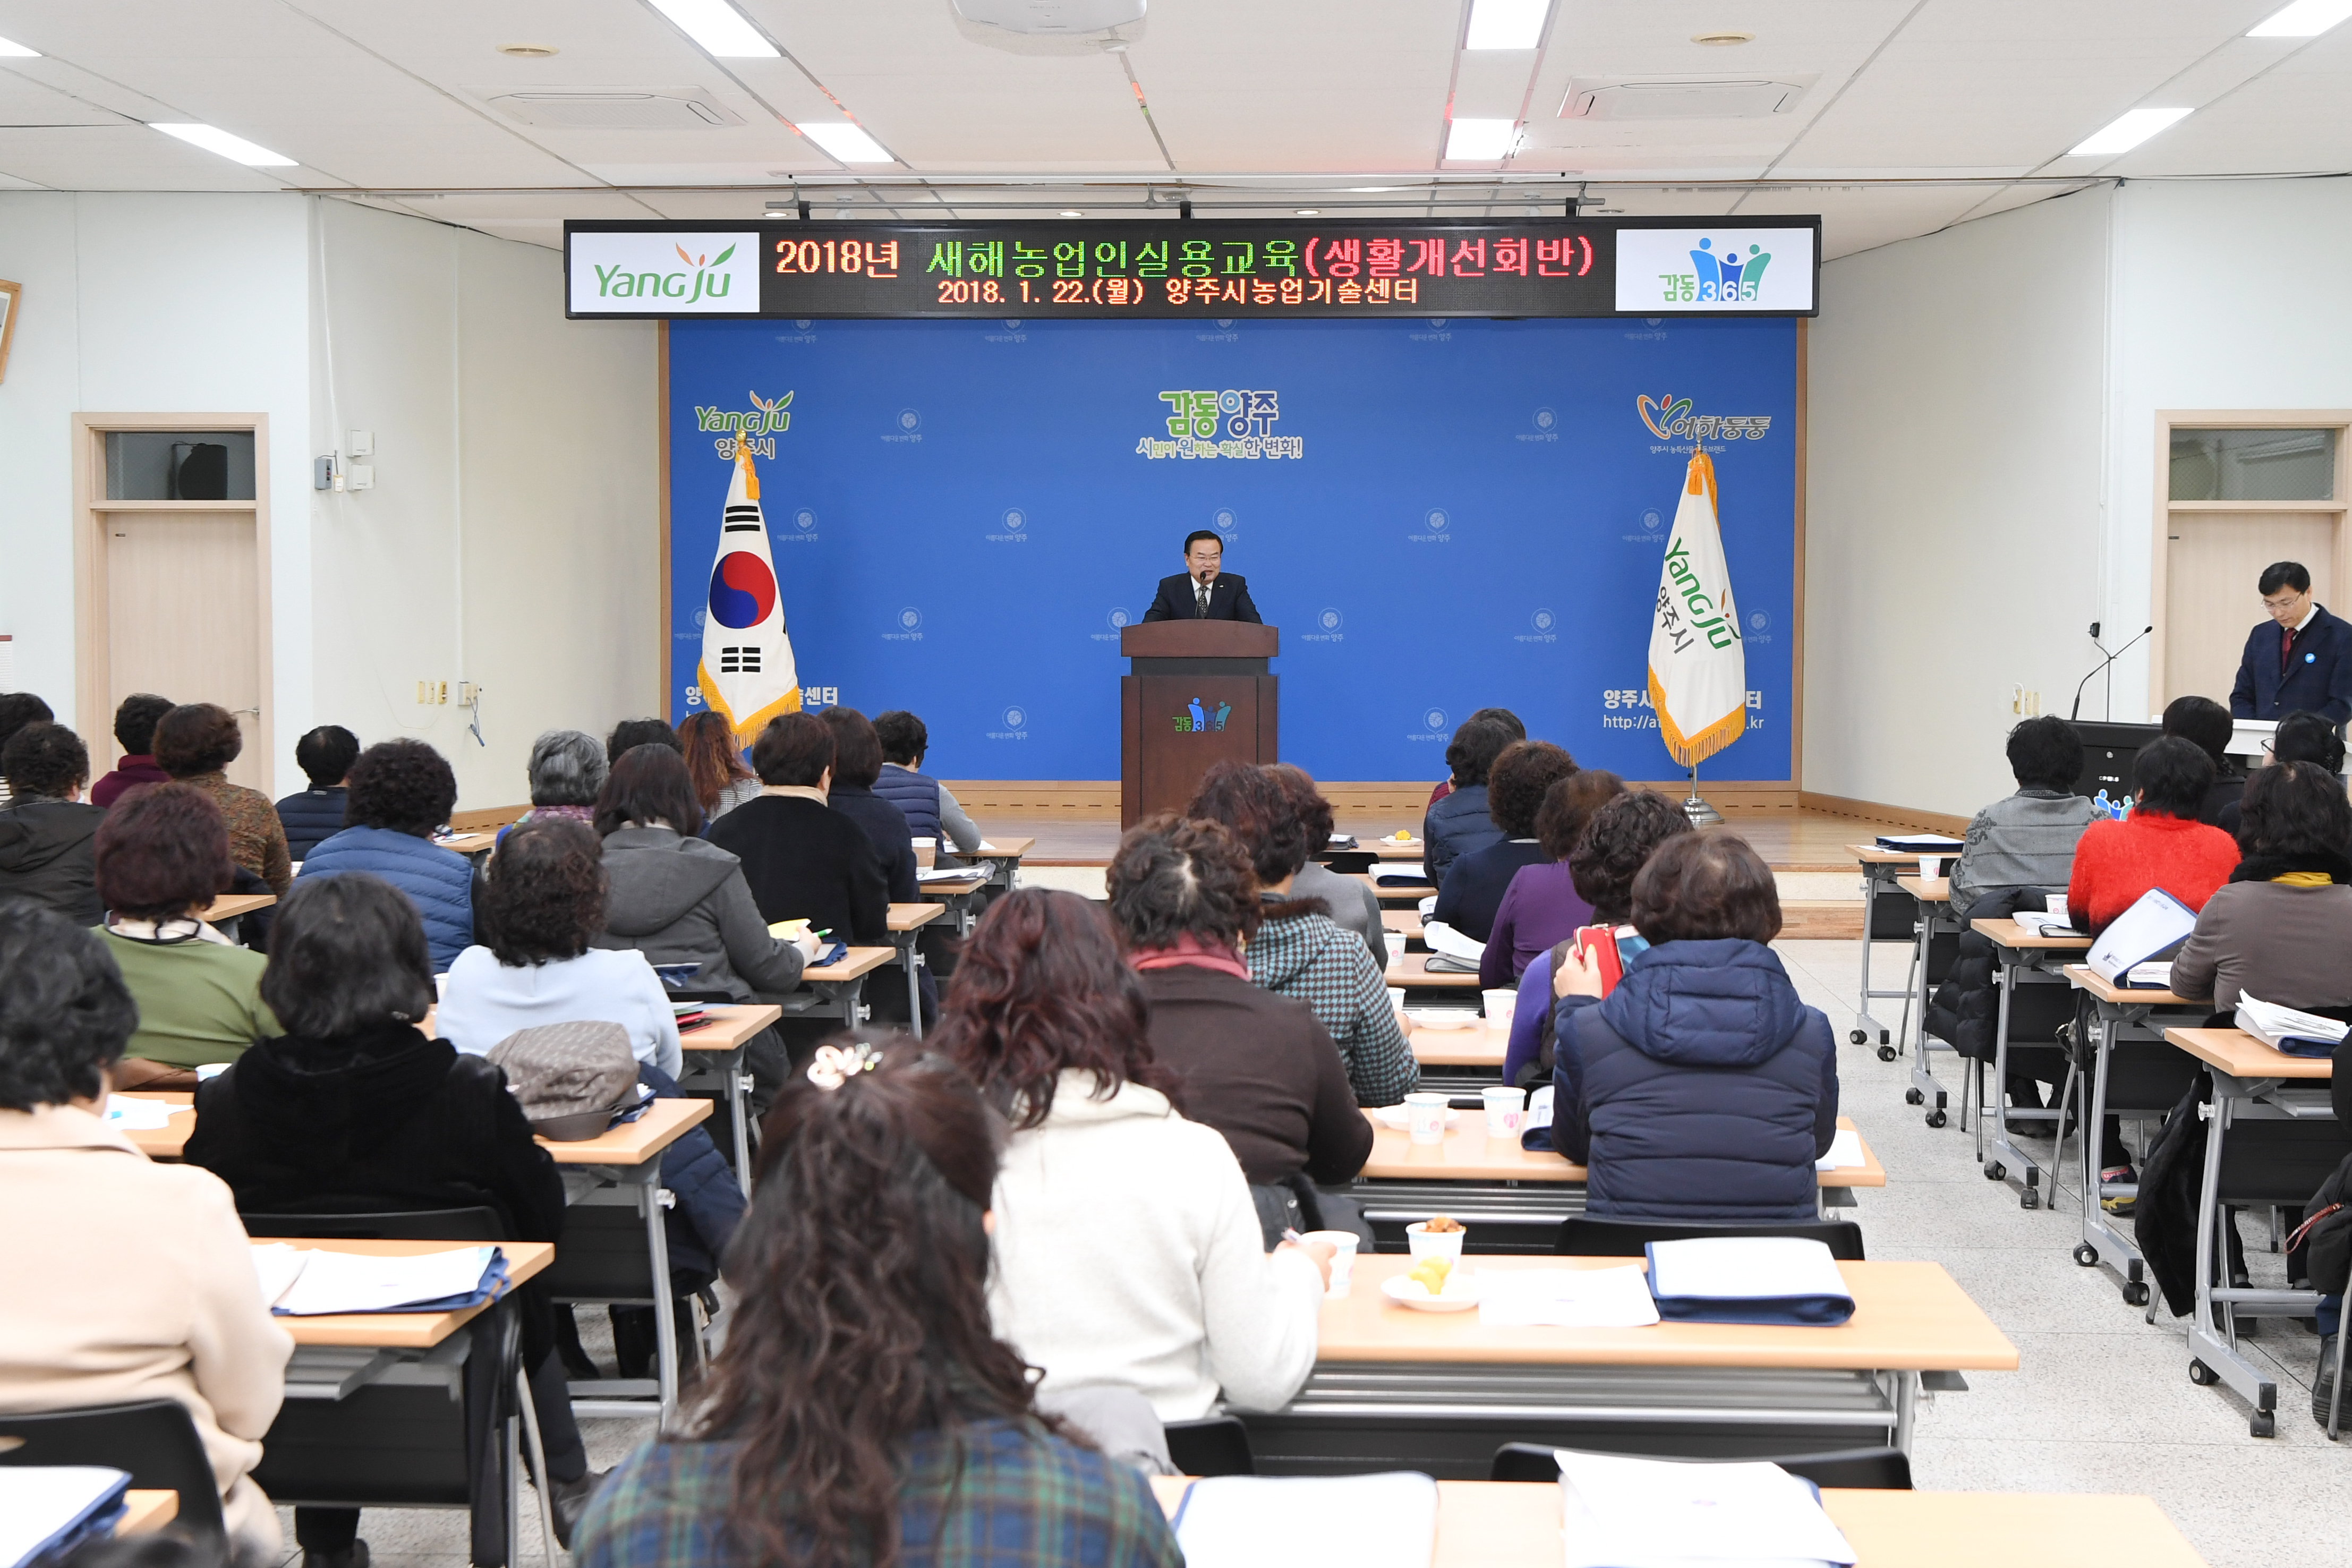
[1405,1220,1467,1261]
[1383,930,1406,966]
[1920,855,1945,879]
[1302,1229,1360,1297]
[1404,1091,1448,1145]
[1482,988,1517,1028]
[1482,1085,1525,1137]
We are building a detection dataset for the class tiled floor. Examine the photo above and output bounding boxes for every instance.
[281,937,2351,1566]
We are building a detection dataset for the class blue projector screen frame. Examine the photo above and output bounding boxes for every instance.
[663,314,1799,782]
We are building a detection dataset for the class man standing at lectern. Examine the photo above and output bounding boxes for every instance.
[2230,560,2352,727]
[1142,530,1263,624]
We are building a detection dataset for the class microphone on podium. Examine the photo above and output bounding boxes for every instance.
[2070,623,2153,721]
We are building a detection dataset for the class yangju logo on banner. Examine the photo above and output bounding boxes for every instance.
[1173,697,1233,734]
[1137,389,1303,461]
[694,390,792,459]
[1636,394,1772,444]
[569,230,762,315]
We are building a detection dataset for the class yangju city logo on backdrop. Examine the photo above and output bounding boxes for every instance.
[1173,697,1234,734]
[1635,393,1772,445]
[693,390,792,459]
[1136,389,1302,461]
[570,230,760,316]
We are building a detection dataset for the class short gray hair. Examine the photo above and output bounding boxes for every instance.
[527,729,608,807]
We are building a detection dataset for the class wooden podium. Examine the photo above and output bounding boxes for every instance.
[1119,622,1279,828]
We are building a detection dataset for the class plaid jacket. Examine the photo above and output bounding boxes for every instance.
[1247,911,1420,1106]
[575,1420,1182,1568]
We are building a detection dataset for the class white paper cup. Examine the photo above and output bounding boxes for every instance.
[1481,988,1517,1026]
[1404,1220,1467,1260]
[1383,930,1406,966]
[1920,855,1945,879]
[1302,1229,1360,1297]
[1481,1085,1524,1137]
[1404,1091,1448,1145]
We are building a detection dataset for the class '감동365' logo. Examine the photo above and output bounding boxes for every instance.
[1636,394,1771,445]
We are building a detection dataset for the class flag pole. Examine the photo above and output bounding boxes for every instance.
[1683,759,1724,827]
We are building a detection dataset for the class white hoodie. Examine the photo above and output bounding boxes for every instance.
[987,1070,1326,1420]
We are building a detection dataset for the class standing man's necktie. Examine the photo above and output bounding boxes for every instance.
[1196,582,1210,618]
[2283,624,2297,674]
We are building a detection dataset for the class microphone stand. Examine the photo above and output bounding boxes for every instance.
[2069,625,2153,722]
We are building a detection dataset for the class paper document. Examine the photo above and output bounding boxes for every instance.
[1478,1266,1660,1328]
[0,1466,132,1568]
[2011,910,2074,935]
[2125,961,2174,990]
[250,1243,308,1308]
[1375,862,1427,885]
[917,866,981,883]
[766,918,811,939]
[2235,994,2350,1053]
[1814,1128,1864,1171]
[975,840,999,851]
[1420,919,1487,963]
[103,1095,183,1132]
[1526,1084,1555,1130]
[1647,1238,1847,1301]
[1556,1451,1856,1568]
[271,1246,496,1317]
[1172,1473,1437,1568]
[1874,833,1961,852]
[2087,887,2198,982]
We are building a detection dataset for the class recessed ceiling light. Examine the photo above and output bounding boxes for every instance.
[1465,0,1550,50]
[150,123,297,167]
[2068,106,2192,157]
[1445,118,1519,160]
[800,122,894,164]
[2248,0,2352,35]
[497,42,560,57]
[0,32,39,56]
[1296,208,1320,216]
[644,0,779,58]
[1060,209,1083,217]
[1691,30,1754,45]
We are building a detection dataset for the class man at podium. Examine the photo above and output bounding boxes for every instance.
[1141,530,1263,624]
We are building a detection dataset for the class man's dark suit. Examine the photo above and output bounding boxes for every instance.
[1141,572,1262,624]
[2230,602,2352,726]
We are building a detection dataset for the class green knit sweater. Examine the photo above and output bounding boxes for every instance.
[96,926,278,1068]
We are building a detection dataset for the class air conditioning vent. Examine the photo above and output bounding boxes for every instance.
[1562,76,1812,121]
[951,0,1145,33]
[481,88,743,129]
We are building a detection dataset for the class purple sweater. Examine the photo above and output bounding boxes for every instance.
[1502,949,1555,1087]
[1479,860,1595,989]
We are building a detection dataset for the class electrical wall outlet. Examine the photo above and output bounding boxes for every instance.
[459,682,480,705]
[2011,684,2024,714]
[347,429,374,457]
[416,680,427,704]
[345,464,375,491]
[2024,690,2042,716]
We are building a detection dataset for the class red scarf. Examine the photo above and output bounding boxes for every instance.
[1127,932,1251,981]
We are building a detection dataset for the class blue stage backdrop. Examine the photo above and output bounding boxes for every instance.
[666,315,1798,781]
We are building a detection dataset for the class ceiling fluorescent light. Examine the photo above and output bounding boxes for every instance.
[0,33,40,56]
[800,122,894,164]
[1445,118,1519,160]
[1465,0,1550,50]
[150,123,296,167]
[2248,0,2352,35]
[2067,106,2191,157]
[645,0,779,58]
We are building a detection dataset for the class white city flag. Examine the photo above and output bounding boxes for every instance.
[1646,450,1747,766]
[697,442,801,738]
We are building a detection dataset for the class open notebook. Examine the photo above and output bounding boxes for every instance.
[251,1244,508,1316]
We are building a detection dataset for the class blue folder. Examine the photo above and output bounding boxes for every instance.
[1643,1242,1857,1326]
[272,1248,510,1317]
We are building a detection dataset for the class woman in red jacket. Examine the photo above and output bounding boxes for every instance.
[2067,736,2240,936]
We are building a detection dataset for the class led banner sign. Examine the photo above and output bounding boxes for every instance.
[567,217,1818,320]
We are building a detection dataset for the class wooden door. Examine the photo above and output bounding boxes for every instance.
[100,508,265,789]
[2162,510,2338,708]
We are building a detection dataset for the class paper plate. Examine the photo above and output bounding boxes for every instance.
[1369,1103,1461,1130]
[1383,1272,1481,1312]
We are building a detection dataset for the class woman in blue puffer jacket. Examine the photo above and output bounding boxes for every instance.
[1550,826,1837,1221]
[299,739,475,970]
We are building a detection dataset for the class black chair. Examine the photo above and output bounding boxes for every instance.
[1163,1416,1255,1477]
[1554,1216,1865,1261]
[1489,1442,1911,1489]
[238,1206,505,1242]
[0,1399,227,1538]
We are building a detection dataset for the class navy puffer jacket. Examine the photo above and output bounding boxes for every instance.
[274,786,348,862]
[1553,938,1838,1221]
[1422,783,1503,887]
[871,765,944,845]
[299,825,475,971]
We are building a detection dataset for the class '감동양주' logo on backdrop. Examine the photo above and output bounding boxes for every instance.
[570,231,761,314]
[1136,389,1302,461]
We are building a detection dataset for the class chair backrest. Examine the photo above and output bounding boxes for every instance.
[0,1399,227,1536]
[1554,1216,1865,1261]
[1488,1442,1911,1490]
[238,1206,506,1242]
[1162,1416,1256,1477]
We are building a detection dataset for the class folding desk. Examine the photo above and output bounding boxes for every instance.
[675,1001,783,1191]
[199,891,275,944]
[776,945,893,1031]
[1846,845,1942,1062]
[1407,1018,1506,1101]
[2160,1027,2339,1437]
[1356,871,1437,906]
[1243,1255,2015,1476]
[1386,954,1482,991]
[117,1491,178,1534]
[942,831,1033,898]
[432,832,499,858]
[1967,919,2091,1212]
[1145,1479,2208,1568]
[917,873,991,936]
[2062,965,2209,1304]
[1382,908,1426,942]
[1893,876,1962,1130]
[885,901,944,1039]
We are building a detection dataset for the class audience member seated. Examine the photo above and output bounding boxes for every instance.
[706,712,888,950]
[2220,710,2345,843]
[1481,769,1624,989]
[936,888,1329,1420]
[298,738,474,969]
[1188,761,1417,1106]
[873,708,987,854]
[2171,761,2352,1012]
[0,905,292,1552]
[1502,789,1688,1089]
[1421,715,1515,885]
[2163,695,2246,829]
[1550,832,1837,1218]
[513,728,610,833]
[183,874,601,1554]
[818,706,918,901]
[1432,740,1578,943]
[439,816,681,1077]
[2066,736,2239,936]
[155,703,291,895]
[1267,762,1384,967]
[675,711,760,824]
[1105,815,1371,1235]
[271,725,359,862]
[1424,705,1522,808]
[573,1045,1181,1568]
[92,784,277,1086]
[0,721,106,925]
[1949,715,2098,922]
[0,691,53,809]
[90,692,174,807]
[606,717,680,761]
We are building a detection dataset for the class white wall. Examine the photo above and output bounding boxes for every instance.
[1805,188,2114,817]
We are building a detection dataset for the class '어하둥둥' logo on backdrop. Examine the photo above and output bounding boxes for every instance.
[1636,393,1773,445]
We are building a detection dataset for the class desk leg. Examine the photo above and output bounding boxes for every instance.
[637,1165,680,1421]
[1892,1370,1919,1454]
[2075,1011,2149,1304]
[729,1056,753,1197]
[905,944,924,1042]
[1904,910,1948,1129]
[2183,1082,2282,1437]
[1979,960,2048,1210]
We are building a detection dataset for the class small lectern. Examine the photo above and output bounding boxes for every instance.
[1119,622,1279,828]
